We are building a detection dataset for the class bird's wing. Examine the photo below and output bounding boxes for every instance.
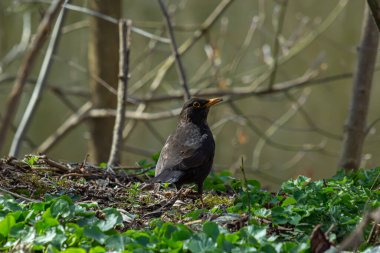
[155,128,214,177]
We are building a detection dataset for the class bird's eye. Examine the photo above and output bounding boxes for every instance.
[193,102,201,108]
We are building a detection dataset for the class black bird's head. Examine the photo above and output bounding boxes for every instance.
[179,97,223,124]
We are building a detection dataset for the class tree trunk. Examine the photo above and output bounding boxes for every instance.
[88,0,121,163]
[339,4,379,170]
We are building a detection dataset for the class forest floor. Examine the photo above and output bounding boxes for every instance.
[0,155,238,231]
[0,155,379,252]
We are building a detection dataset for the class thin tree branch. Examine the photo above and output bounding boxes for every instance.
[228,100,325,152]
[0,113,36,149]
[184,70,317,100]
[284,92,342,140]
[136,70,354,103]
[49,87,80,112]
[366,117,380,136]
[143,121,166,143]
[0,13,31,71]
[124,1,235,148]
[37,105,181,153]
[90,108,182,121]
[0,186,40,203]
[158,0,191,100]
[108,19,132,167]
[267,0,288,90]
[63,2,170,43]
[337,208,380,251]
[0,0,64,153]
[252,89,311,169]
[232,0,348,87]
[367,0,380,31]
[9,0,69,157]
[227,16,261,73]
[37,102,93,154]
[129,0,235,94]
[122,143,156,157]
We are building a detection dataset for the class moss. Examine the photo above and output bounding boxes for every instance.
[19,173,53,197]
[201,193,235,208]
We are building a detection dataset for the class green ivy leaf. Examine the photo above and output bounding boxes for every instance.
[96,208,122,231]
[89,246,106,253]
[0,214,16,237]
[203,222,219,241]
[105,234,125,252]
[84,226,108,244]
[185,233,217,253]
[282,197,297,207]
[50,199,72,218]
[61,248,87,253]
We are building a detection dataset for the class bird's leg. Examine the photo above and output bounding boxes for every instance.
[174,183,182,194]
[198,183,204,208]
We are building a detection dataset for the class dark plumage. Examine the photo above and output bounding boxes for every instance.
[151,97,223,196]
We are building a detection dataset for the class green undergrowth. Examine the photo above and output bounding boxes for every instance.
[0,167,379,252]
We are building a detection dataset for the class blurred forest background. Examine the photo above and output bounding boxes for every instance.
[0,0,378,189]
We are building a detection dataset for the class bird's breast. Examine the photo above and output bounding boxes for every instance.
[179,123,212,144]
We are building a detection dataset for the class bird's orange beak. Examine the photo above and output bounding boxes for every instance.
[205,97,223,107]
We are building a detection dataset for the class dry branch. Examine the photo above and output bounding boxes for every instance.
[337,208,380,251]
[0,0,64,154]
[339,4,379,170]
[158,0,191,100]
[367,0,380,31]
[267,0,288,90]
[9,0,69,157]
[63,3,170,43]
[0,186,40,203]
[87,0,121,163]
[108,19,132,167]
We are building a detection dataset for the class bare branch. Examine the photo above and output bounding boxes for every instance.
[0,113,36,149]
[267,0,288,90]
[158,0,191,100]
[108,19,132,167]
[122,143,156,157]
[339,4,379,170]
[366,117,380,136]
[252,89,311,169]
[90,108,182,121]
[9,0,69,157]
[227,100,325,152]
[0,186,40,203]
[37,102,93,153]
[37,104,181,153]
[367,0,380,31]
[234,0,348,88]
[337,208,380,251]
[0,0,64,153]
[123,0,235,148]
[130,0,235,94]
[63,2,170,43]
[284,92,342,141]
[136,70,354,103]
[0,13,31,72]
[227,16,261,73]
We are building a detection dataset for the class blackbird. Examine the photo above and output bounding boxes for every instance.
[151,97,223,198]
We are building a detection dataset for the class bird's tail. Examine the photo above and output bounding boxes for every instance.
[150,169,183,184]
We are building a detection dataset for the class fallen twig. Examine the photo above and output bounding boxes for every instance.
[337,208,380,251]
[0,186,40,203]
